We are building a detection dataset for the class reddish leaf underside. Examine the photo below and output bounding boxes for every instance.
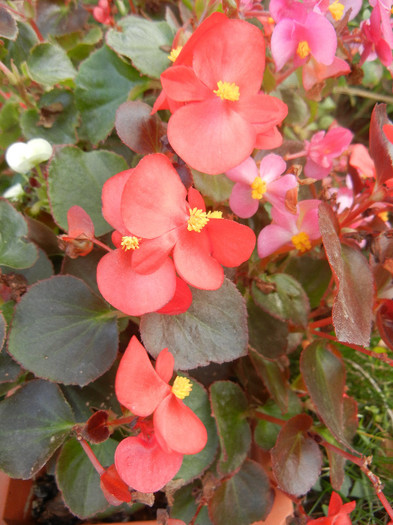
[319,202,373,347]
[369,104,393,186]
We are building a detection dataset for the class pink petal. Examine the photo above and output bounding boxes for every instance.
[229,183,259,218]
[115,336,171,417]
[192,18,265,97]
[102,170,133,234]
[207,219,256,266]
[173,229,224,289]
[167,98,256,175]
[121,154,188,238]
[67,206,95,239]
[155,348,174,383]
[271,19,298,71]
[97,249,176,317]
[115,434,183,493]
[154,394,208,454]
[304,158,332,179]
[257,224,293,258]
[226,156,258,185]
[305,12,337,66]
[259,153,287,183]
[265,174,298,209]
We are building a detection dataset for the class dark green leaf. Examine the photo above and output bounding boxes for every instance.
[248,299,289,359]
[252,273,309,329]
[172,483,213,525]
[0,379,74,478]
[36,0,89,37]
[8,275,119,386]
[208,459,273,525]
[75,45,148,144]
[193,171,234,203]
[271,414,322,496]
[174,381,218,483]
[48,146,127,236]
[140,279,248,369]
[210,381,251,475]
[0,102,21,149]
[0,7,18,40]
[27,42,77,86]
[20,89,78,144]
[0,199,38,269]
[319,202,373,346]
[106,16,174,78]
[56,438,118,518]
[1,247,53,284]
[5,22,38,67]
[62,246,106,296]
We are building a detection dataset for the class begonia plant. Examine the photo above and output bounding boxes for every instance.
[1,1,393,524]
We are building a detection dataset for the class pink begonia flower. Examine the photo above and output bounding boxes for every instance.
[270,9,337,71]
[315,0,362,22]
[257,199,321,258]
[304,127,353,179]
[360,2,393,67]
[225,154,297,219]
[96,169,191,316]
[307,491,356,524]
[349,144,376,179]
[302,56,350,91]
[93,0,113,25]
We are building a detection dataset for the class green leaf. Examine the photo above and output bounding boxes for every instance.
[0,379,74,478]
[36,0,89,37]
[319,202,373,346]
[208,459,273,525]
[252,273,310,329]
[5,22,38,67]
[174,381,218,483]
[75,45,148,144]
[8,275,119,386]
[1,247,53,285]
[20,89,78,144]
[0,101,21,149]
[0,7,18,40]
[271,414,322,496]
[26,42,77,86]
[172,483,213,525]
[140,279,248,369]
[193,170,234,203]
[248,299,289,359]
[56,438,118,518]
[106,16,174,78]
[280,89,310,127]
[300,340,353,450]
[210,381,251,475]
[0,199,38,269]
[62,246,106,296]
[48,146,127,236]
[0,313,5,351]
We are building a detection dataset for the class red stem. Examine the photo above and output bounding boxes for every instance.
[308,316,333,329]
[92,237,113,252]
[78,437,105,475]
[107,415,136,427]
[252,411,285,426]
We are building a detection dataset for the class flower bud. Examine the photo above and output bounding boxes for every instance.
[5,138,53,174]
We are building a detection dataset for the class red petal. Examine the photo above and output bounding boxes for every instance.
[131,230,179,274]
[115,336,170,416]
[156,277,193,315]
[100,464,132,504]
[237,94,287,129]
[161,66,211,102]
[207,219,256,267]
[173,229,224,289]
[254,126,284,150]
[115,434,183,493]
[102,169,133,234]
[121,154,188,238]
[97,249,176,317]
[67,206,95,239]
[187,187,206,210]
[167,98,255,175]
[154,394,208,455]
[155,348,174,383]
[193,18,265,96]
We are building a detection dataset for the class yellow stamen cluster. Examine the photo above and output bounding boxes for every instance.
[296,40,311,59]
[251,177,267,200]
[291,232,312,252]
[378,211,389,222]
[121,236,140,251]
[168,46,183,63]
[328,0,345,21]
[172,376,193,400]
[187,208,223,233]
[213,80,240,102]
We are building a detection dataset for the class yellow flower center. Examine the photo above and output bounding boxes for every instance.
[213,80,240,102]
[328,0,345,21]
[296,40,311,59]
[187,208,223,233]
[121,236,140,251]
[268,16,274,24]
[291,232,311,252]
[378,211,389,222]
[172,376,192,400]
[251,177,267,200]
[168,46,183,63]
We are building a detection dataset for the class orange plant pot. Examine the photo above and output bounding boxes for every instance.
[0,471,34,525]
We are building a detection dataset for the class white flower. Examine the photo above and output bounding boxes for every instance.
[5,138,53,174]
[3,183,24,201]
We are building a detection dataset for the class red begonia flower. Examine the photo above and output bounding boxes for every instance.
[100,464,132,505]
[121,154,256,290]
[115,429,183,493]
[307,491,356,524]
[96,169,178,316]
[155,14,287,174]
[115,336,207,455]
[58,205,94,258]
